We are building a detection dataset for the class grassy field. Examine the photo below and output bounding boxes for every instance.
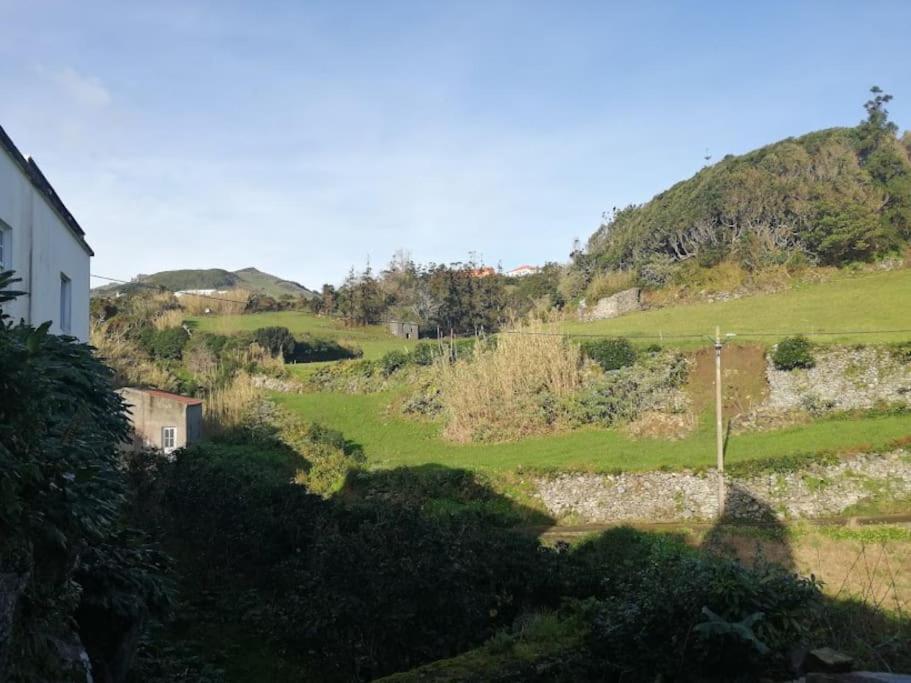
[274,390,911,472]
[563,267,911,347]
[190,310,416,359]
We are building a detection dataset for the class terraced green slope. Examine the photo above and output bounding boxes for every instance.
[562,268,911,347]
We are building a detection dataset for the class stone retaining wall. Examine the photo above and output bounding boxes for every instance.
[580,288,641,321]
[766,347,911,412]
[534,451,911,523]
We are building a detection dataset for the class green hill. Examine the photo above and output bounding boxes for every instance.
[581,90,911,284]
[563,266,911,347]
[92,267,316,299]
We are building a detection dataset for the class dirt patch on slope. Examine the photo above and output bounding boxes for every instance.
[686,343,769,418]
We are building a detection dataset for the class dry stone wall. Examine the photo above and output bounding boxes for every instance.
[580,288,641,321]
[534,451,911,523]
[765,347,911,411]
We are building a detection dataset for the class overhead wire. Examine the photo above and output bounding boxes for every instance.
[92,273,911,340]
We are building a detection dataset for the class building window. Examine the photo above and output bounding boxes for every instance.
[162,426,177,453]
[59,273,71,334]
[0,223,10,271]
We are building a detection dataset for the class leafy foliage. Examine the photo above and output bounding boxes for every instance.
[580,88,911,285]
[580,337,637,371]
[569,350,689,426]
[0,271,170,681]
[135,441,554,680]
[588,543,820,678]
[139,325,190,360]
[772,335,816,371]
[253,325,297,359]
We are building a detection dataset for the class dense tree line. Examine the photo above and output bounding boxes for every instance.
[312,254,566,335]
[580,88,911,286]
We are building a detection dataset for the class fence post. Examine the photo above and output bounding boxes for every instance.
[714,325,725,516]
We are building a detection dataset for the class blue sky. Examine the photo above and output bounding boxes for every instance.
[1,1,909,289]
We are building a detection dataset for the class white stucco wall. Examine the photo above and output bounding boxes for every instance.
[0,142,91,340]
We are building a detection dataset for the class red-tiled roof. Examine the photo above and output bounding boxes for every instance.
[143,389,204,405]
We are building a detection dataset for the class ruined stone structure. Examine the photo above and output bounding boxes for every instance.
[579,287,641,321]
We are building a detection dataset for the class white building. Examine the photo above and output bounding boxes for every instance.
[506,264,541,278]
[0,125,92,341]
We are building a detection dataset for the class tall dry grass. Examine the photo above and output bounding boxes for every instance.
[127,292,178,319]
[90,323,179,391]
[439,323,581,443]
[203,371,264,435]
[585,270,636,302]
[179,288,251,315]
[151,308,187,331]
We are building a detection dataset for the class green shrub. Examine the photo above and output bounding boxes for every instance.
[569,351,688,426]
[142,440,551,680]
[772,336,815,370]
[380,349,410,376]
[140,326,189,360]
[253,326,296,359]
[0,272,170,680]
[580,338,637,371]
[589,550,821,678]
[411,341,438,366]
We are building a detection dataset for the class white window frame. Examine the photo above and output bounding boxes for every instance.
[59,273,72,334]
[162,426,177,453]
[0,223,10,271]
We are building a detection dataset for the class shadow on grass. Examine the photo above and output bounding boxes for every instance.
[338,463,554,527]
[697,484,911,674]
[124,432,911,681]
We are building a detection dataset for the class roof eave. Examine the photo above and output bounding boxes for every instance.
[0,124,94,257]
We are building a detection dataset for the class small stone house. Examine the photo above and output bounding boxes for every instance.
[388,320,419,339]
[118,387,203,454]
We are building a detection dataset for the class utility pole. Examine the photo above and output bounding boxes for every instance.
[714,326,725,516]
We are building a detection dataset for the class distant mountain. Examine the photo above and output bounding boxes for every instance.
[92,267,316,299]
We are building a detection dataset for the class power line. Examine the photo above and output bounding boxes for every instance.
[500,329,706,340]
[91,273,252,305]
[731,328,911,338]
[92,273,911,340]
[91,273,410,327]
[501,327,911,340]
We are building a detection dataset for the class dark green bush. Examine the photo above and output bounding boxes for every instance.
[0,272,170,680]
[253,326,297,359]
[581,337,637,371]
[200,332,231,357]
[380,349,409,376]
[140,326,189,360]
[697,244,727,268]
[411,342,438,366]
[142,441,552,680]
[588,546,821,678]
[772,336,815,370]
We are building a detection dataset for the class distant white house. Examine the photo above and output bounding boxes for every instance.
[174,289,229,297]
[506,264,541,278]
[0,124,92,341]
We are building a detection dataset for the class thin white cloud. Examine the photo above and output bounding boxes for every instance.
[40,65,112,109]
